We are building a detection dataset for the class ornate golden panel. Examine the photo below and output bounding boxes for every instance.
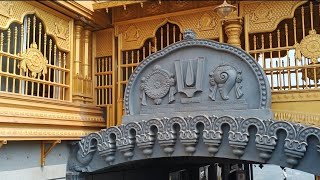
[115,8,220,51]
[272,91,320,103]
[0,1,71,51]
[170,10,219,40]
[240,1,306,33]
[0,108,104,124]
[116,18,167,51]
[273,110,320,128]
[272,91,320,128]
[95,29,113,57]
[0,125,95,140]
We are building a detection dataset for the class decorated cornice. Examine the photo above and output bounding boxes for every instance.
[274,110,320,128]
[72,115,320,175]
[0,125,97,141]
[272,90,320,102]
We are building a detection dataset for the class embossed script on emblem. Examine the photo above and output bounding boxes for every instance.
[209,65,243,101]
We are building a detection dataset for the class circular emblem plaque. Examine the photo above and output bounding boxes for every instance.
[141,65,175,105]
[296,30,320,64]
[20,42,48,78]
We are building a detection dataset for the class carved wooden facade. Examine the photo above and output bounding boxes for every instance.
[0,2,104,145]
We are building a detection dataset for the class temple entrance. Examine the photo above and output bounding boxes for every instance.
[67,30,320,180]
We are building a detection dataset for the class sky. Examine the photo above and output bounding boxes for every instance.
[253,164,314,180]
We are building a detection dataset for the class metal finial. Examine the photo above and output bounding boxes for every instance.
[183,29,196,40]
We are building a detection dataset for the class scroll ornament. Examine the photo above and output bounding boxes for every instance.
[140,65,176,105]
[295,29,320,64]
[209,65,243,101]
[20,42,48,78]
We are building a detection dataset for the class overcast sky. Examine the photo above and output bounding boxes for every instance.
[253,164,314,180]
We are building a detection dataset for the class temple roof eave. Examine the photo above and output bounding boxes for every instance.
[71,115,320,175]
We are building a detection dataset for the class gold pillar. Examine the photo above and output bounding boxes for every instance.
[72,23,84,104]
[83,28,93,104]
[83,29,91,78]
[223,18,243,48]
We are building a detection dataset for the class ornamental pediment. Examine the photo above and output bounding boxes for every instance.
[123,29,272,123]
[69,30,320,178]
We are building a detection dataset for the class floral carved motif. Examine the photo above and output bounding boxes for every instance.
[0,1,13,18]
[140,65,176,105]
[20,42,48,78]
[197,13,216,31]
[124,25,140,42]
[250,3,274,24]
[295,30,320,64]
[54,20,69,40]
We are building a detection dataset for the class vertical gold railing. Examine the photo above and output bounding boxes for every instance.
[115,22,183,122]
[95,55,114,126]
[247,1,320,91]
[0,14,70,100]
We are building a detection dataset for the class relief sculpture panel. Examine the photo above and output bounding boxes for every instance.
[140,65,176,105]
[123,29,271,123]
[209,65,243,101]
[72,30,320,176]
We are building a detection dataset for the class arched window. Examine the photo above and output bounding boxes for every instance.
[0,14,70,100]
[248,1,320,91]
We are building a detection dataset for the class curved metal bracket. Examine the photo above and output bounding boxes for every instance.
[41,140,61,167]
[0,140,7,149]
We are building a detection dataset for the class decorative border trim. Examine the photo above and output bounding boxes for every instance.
[274,110,320,127]
[0,109,104,122]
[124,39,271,115]
[0,127,95,140]
[272,91,320,102]
[74,115,320,174]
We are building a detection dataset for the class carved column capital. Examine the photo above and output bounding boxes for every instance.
[75,24,83,39]
[223,17,243,48]
[83,29,91,43]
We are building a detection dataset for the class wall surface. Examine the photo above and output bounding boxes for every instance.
[0,141,70,180]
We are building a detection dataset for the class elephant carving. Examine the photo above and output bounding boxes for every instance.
[209,65,243,101]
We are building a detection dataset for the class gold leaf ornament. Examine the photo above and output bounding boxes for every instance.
[20,42,48,78]
[295,29,320,64]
